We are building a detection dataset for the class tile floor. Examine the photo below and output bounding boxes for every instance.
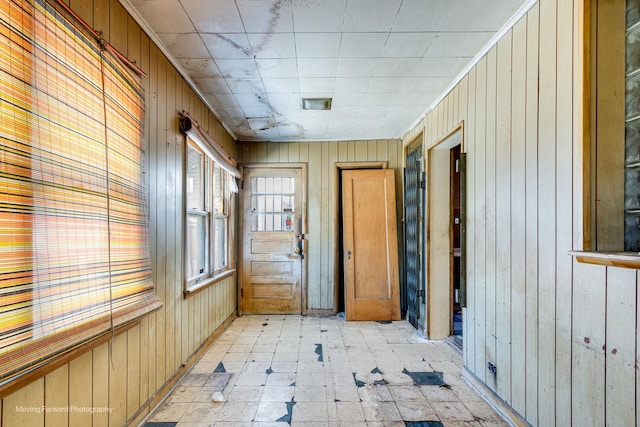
[142,315,508,427]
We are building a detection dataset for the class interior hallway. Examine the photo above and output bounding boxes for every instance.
[141,315,508,426]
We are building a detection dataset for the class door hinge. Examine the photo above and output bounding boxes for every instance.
[240,288,243,297]
[416,289,424,298]
[240,180,244,190]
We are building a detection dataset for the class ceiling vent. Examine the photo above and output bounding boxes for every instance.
[302,98,332,110]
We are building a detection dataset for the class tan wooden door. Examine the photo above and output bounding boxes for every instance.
[342,169,400,321]
[240,166,305,314]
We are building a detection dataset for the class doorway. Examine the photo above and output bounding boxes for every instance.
[427,124,465,339]
[239,164,307,314]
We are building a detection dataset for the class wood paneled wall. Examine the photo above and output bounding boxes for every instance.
[0,0,238,425]
[404,0,637,425]
[239,140,403,311]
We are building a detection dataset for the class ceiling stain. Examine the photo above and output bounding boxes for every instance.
[211,34,252,57]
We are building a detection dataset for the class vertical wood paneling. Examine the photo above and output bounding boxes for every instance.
[2,378,44,426]
[127,326,141,419]
[484,46,498,392]
[92,345,108,427]
[571,261,605,426]
[154,50,168,391]
[44,365,68,426]
[495,33,512,401]
[537,0,558,423]
[320,142,330,308]
[464,66,476,370]
[524,5,540,424]
[108,332,127,427]
[473,56,488,383]
[555,0,574,424]
[510,17,527,416]
[606,268,636,426]
[307,142,322,308]
[68,351,92,426]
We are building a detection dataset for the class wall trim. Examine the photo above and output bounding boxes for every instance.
[462,367,529,427]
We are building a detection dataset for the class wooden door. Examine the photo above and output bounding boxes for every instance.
[240,166,305,314]
[342,169,400,321]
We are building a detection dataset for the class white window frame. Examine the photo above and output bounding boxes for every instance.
[185,137,235,294]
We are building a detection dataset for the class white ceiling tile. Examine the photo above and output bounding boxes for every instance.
[248,33,296,58]
[262,78,300,93]
[424,32,494,57]
[389,91,439,106]
[441,0,525,32]
[226,79,266,94]
[177,59,222,78]
[331,93,369,107]
[214,59,261,78]
[130,0,195,33]
[343,0,402,32]
[180,0,244,32]
[200,33,252,59]
[412,57,467,77]
[333,78,370,93]
[192,77,232,93]
[237,0,294,33]
[297,58,338,78]
[242,104,276,117]
[235,93,270,107]
[295,33,342,58]
[367,78,405,93]
[203,93,239,107]
[392,0,455,31]
[382,33,435,58]
[374,58,420,77]
[340,33,388,58]
[336,59,379,78]
[292,0,346,32]
[266,94,300,108]
[216,106,245,117]
[278,124,305,138]
[299,78,335,93]
[256,58,298,78]
[158,34,210,58]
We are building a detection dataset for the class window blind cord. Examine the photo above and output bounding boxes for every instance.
[98,36,116,370]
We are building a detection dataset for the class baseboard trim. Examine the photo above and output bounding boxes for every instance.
[462,366,531,427]
[127,312,237,426]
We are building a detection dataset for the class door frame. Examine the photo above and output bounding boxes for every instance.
[333,162,388,314]
[238,162,308,315]
[426,122,464,339]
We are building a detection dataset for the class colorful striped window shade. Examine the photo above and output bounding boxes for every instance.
[0,0,161,391]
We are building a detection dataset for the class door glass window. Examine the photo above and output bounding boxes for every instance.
[250,176,295,231]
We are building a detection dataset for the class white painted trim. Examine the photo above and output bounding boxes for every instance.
[401,0,539,141]
[117,0,238,141]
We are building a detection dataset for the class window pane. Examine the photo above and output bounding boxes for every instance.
[187,213,208,279]
[250,176,295,231]
[214,165,226,215]
[214,217,227,270]
[187,145,205,211]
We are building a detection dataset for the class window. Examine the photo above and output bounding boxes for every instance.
[625,0,640,250]
[0,0,161,391]
[185,138,235,291]
[585,0,628,252]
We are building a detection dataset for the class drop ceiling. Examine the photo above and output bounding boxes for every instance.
[124,0,532,142]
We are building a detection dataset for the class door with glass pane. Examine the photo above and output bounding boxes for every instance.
[240,166,305,314]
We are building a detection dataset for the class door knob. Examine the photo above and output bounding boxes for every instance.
[346,250,351,259]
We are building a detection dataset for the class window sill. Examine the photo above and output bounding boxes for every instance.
[184,269,236,298]
[570,251,640,269]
